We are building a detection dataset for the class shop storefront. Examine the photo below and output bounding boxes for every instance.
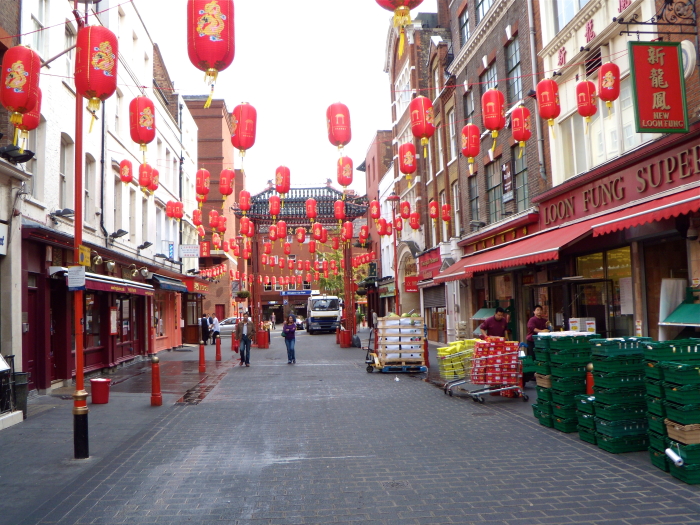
[183,277,209,344]
[149,274,187,352]
[378,279,396,315]
[418,248,446,343]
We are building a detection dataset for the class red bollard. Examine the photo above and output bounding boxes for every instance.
[215,336,221,362]
[586,369,595,395]
[150,354,162,406]
[199,341,206,373]
[423,339,430,369]
[336,326,340,344]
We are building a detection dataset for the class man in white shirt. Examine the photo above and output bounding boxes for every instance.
[211,315,220,341]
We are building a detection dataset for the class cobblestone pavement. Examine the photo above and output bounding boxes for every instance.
[5,330,700,525]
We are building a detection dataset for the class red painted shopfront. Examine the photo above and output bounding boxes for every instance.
[182,277,210,344]
[418,248,446,342]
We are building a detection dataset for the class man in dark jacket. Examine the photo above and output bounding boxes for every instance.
[235,315,257,367]
[200,314,210,345]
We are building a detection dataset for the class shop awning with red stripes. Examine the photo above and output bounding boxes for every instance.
[590,187,700,237]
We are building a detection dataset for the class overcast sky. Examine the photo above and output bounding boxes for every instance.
[136,0,439,195]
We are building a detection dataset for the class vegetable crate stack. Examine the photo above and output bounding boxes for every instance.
[532,333,597,434]
[437,339,478,381]
[374,316,426,371]
[645,339,700,484]
[470,338,520,394]
[590,337,651,453]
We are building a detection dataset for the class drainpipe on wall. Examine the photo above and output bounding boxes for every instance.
[99,103,109,246]
[527,0,547,181]
[178,103,184,255]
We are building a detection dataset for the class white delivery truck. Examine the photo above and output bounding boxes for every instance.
[306,294,341,334]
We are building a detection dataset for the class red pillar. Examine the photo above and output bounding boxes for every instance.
[199,341,206,373]
[150,355,162,406]
[215,335,221,362]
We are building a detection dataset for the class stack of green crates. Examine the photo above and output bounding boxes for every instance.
[647,339,700,484]
[543,334,597,433]
[575,394,596,444]
[531,335,553,427]
[590,337,650,453]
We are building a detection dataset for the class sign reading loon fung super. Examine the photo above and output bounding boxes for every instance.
[629,41,689,134]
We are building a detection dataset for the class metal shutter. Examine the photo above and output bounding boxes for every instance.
[423,285,446,308]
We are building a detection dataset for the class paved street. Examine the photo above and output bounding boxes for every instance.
[2,330,700,525]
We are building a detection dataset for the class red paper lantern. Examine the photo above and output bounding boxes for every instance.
[429,201,439,221]
[304,260,311,271]
[312,222,323,241]
[342,222,353,241]
[209,209,220,229]
[305,272,312,282]
[306,198,317,222]
[196,169,211,197]
[246,220,255,238]
[264,275,270,285]
[576,81,598,123]
[174,203,184,220]
[288,260,294,271]
[375,1,423,57]
[129,96,156,160]
[314,260,321,271]
[482,88,505,150]
[138,164,153,192]
[377,218,387,236]
[222,240,230,253]
[334,200,346,222]
[283,242,292,255]
[197,225,206,238]
[441,204,451,223]
[297,260,303,271]
[386,223,393,236]
[399,143,417,185]
[399,201,411,220]
[217,215,227,234]
[330,260,337,271]
[510,106,532,158]
[0,46,41,132]
[119,159,133,185]
[295,227,305,244]
[461,123,480,174]
[239,190,250,214]
[75,25,118,116]
[320,228,328,245]
[409,212,420,230]
[239,215,250,235]
[275,166,290,195]
[269,224,278,242]
[269,195,281,218]
[166,201,175,218]
[277,220,287,239]
[327,102,352,150]
[147,168,159,193]
[370,200,381,220]
[196,193,207,207]
[231,102,256,153]
[410,96,435,155]
[187,0,235,108]
[219,169,234,200]
[308,240,316,254]
[14,86,41,149]
[322,260,329,272]
[360,225,369,239]
[337,156,353,188]
[212,233,222,250]
[272,276,277,286]
[536,78,561,128]
[597,62,620,116]
[394,217,403,232]
[261,254,268,265]
[263,242,272,255]
[278,257,285,269]
[193,209,203,226]
[332,236,340,250]
[243,249,251,260]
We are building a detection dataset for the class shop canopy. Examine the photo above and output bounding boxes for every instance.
[150,274,188,293]
[434,219,596,283]
[659,303,700,327]
[591,187,700,237]
[83,272,154,296]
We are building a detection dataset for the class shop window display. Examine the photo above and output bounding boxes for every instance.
[85,293,102,349]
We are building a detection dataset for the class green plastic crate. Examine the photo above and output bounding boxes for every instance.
[535,361,551,375]
[645,395,666,417]
[592,386,646,405]
[659,362,700,385]
[537,399,553,414]
[551,376,587,394]
[644,360,664,380]
[667,440,700,464]
[534,350,550,363]
[591,355,644,374]
[536,385,552,402]
[550,363,588,379]
[534,336,551,350]
[595,417,649,437]
[521,356,538,374]
[552,403,577,419]
[594,371,645,389]
[669,462,700,485]
[663,401,700,426]
[645,378,665,398]
[537,411,554,428]
[594,402,647,422]
[577,412,596,429]
[551,390,577,405]
[648,430,667,452]
[596,432,650,453]
[644,342,700,363]
[550,348,592,366]
[575,394,596,414]
[590,338,646,358]
[578,426,597,444]
[553,416,579,433]
[649,447,670,472]
[550,335,599,351]
[662,382,700,405]
[647,413,668,435]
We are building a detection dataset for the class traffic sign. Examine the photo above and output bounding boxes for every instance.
[78,245,91,266]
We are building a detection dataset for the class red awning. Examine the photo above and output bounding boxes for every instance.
[591,187,700,237]
[435,219,596,281]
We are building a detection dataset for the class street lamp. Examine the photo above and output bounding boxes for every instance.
[386,192,401,315]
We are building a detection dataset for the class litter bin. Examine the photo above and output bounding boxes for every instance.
[90,378,111,404]
[256,330,269,349]
[12,372,28,419]
[340,330,351,348]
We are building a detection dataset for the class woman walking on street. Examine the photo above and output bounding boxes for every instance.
[283,315,297,364]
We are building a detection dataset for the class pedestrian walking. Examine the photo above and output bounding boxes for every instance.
[270,312,276,329]
[211,314,220,341]
[235,315,256,367]
[200,314,210,345]
[283,314,297,364]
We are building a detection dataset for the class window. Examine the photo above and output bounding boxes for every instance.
[165,149,171,188]
[264,283,272,291]
[303,281,311,290]
[85,293,102,348]
[394,63,412,117]
[65,24,75,88]
[32,0,47,56]
[84,155,96,223]
[275,284,283,291]
[554,0,592,32]
[459,8,470,46]
[114,91,122,133]
[620,77,650,152]
[59,135,73,210]
[486,163,502,224]
[469,175,479,222]
[142,198,149,247]
[432,65,441,100]
[129,189,137,243]
[114,177,123,233]
[512,146,529,213]
[26,118,45,198]
[436,127,444,172]
[452,181,460,237]
[440,191,448,241]
[463,90,475,122]
[427,141,434,181]
[475,0,495,24]
[448,109,457,162]
[480,65,497,97]
[505,38,522,103]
